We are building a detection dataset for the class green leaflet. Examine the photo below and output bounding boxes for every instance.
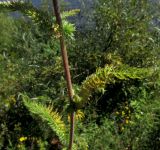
[22,94,67,146]
[76,64,153,107]
[0,1,51,26]
[61,9,80,19]
[0,0,77,39]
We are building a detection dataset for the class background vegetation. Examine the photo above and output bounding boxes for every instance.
[0,0,160,149]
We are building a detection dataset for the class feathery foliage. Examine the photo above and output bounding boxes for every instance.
[77,64,153,107]
[22,94,67,145]
[61,9,80,19]
[0,0,159,149]
[0,0,51,27]
[0,0,78,40]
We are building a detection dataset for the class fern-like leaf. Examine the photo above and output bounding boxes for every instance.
[0,1,77,39]
[0,0,52,29]
[61,9,80,19]
[22,94,67,145]
[77,64,153,107]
